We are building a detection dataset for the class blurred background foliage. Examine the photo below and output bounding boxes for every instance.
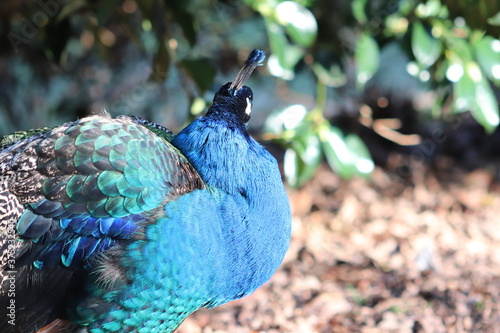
[0,0,499,187]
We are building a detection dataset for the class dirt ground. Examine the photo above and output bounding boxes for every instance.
[177,157,500,333]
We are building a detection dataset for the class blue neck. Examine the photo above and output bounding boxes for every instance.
[173,114,253,193]
[172,115,291,297]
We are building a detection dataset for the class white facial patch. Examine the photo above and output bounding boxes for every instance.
[245,97,252,116]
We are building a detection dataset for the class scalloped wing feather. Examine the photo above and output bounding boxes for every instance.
[0,115,204,271]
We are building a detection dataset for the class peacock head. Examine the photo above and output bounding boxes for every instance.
[209,49,265,124]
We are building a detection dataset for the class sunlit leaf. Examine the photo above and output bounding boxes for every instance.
[447,35,474,61]
[487,11,500,26]
[289,132,322,187]
[282,45,304,71]
[345,134,374,177]
[57,0,87,22]
[411,22,442,67]
[284,148,300,187]
[446,62,464,82]
[264,104,308,135]
[473,78,500,133]
[472,36,500,82]
[320,125,355,179]
[453,64,476,112]
[312,62,347,87]
[243,0,258,7]
[267,54,294,80]
[284,134,321,188]
[352,0,368,24]
[190,97,206,116]
[385,14,409,35]
[415,0,442,18]
[454,62,499,133]
[275,1,317,47]
[266,20,287,64]
[265,19,304,80]
[355,33,380,89]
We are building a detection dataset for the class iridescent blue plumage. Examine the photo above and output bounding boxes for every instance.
[0,49,291,333]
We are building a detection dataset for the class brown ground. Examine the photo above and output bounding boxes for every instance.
[177,157,500,333]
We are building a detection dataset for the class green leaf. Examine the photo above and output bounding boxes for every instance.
[281,45,304,70]
[243,0,258,7]
[384,14,410,36]
[473,78,500,133]
[472,36,500,83]
[284,148,300,188]
[179,58,216,93]
[283,125,323,188]
[264,104,308,135]
[487,11,500,26]
[265,19,304,80]
[355,33,380,89]
[447,35,474,62]
[415,0,442,18]
[345,134,374,177]
[320,125,355,179]
[453,63,476,112]
[265,20,287,63]
[190,97,206,116]
[57,0,87,22]
[319,125,374,179]
[292,132,322,187]
[275,1,317,47]
[312,62,347,87]
[352,0,368,24]
[411,22,442,68]
[454,62,499,133]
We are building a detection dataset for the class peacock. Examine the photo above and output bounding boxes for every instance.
[0,49,291,333]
